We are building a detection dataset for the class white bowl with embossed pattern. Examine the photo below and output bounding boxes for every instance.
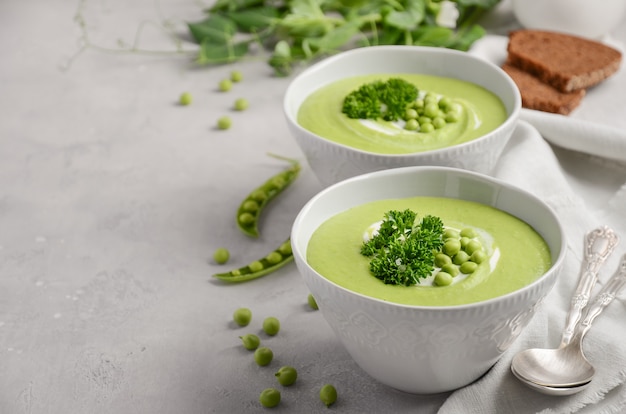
[283,45,521,187]
[291,166,566,394]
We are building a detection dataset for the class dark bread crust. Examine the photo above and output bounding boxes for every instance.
[502,63,586,115]
[506,30,622,93]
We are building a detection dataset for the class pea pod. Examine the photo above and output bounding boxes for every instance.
[236,154,300,238]
[213,238,293,283]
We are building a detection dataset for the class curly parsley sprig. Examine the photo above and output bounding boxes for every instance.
[361,210,444,286]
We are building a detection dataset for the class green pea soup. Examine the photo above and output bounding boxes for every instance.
[297,73,507,154]
[306,196,551,306]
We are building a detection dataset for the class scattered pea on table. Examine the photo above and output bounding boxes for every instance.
[254,346,273,366]
[262,316,280,336]
[319,384,337,407]
[259,388,281,408]
[233,307,252,327]
[275,366,297,386]
[239,333,260,350]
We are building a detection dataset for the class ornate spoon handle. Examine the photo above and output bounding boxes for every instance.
[560,226,619,347]
[572,254,626,347]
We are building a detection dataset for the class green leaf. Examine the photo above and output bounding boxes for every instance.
[306,20,361,52]
[413,26,454,47]
[187,15,237,44]
[226,6,281,33]
[383,0,426,31]
[209,0,265,13]
[197,40,249,65]
[450,24,485,51]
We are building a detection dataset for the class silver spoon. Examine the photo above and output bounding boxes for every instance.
[510,227,619,390]
[512,252,626,392]
[511,364,590,396]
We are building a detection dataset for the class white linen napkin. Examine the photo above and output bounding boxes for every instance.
[519,109,626,163]
[438,121,626,414]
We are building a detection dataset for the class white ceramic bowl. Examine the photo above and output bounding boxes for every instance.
[283,46,521,187]
[291,166,566,394]
[511,0,626,40]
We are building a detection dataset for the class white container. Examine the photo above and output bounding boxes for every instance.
[511,0,626,39]
[283,46,521,187]
[291,166,567,394]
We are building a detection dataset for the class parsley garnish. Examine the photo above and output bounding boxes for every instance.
[361,210,444,286]
[342,78,418,122]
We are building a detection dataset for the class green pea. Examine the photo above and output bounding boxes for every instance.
[453,251,471,265]
[275,366,298,386]
[278,241,292,255]
[254,346,273,366]
[424,102,439,118]
[434,253,451,268]
[319,384,337,407]
[414,99,424,109]
[420,123,435,133]
[230,70,243,82]
[465,240,483,255]
[263,316,280,336]
[418,116,432,125]
[443,228,459,240]
[460,261,478,274]
[460,228,477,238]
[443,240,461,256]
[307,293,319,310]
[249,260,264,273]
[441,263,459,277]
[238,212,255,225]
[251,190,267,202]
[239,333,260,350]
[217,116,232,130]
[405,108,418,120]
[405,118,419,131]
[259,388,280,408]
[424,94,438,105]
[213,247,230,265]
[438,97,452,110]
[242,200,259,213]
[445,111,460,123]
[219,78,232,92]
[460,237,470,249]
[233,307,252,327]
[433,116,446,129]
[234,98,249,111]
[266,251,282,265]
[434,271,453,286]
[471,250,488,264]
[179,92,192,106]
[270,176,286,190]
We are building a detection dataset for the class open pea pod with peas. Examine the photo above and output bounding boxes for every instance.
[236,154,300,238]
[214,154,300,283]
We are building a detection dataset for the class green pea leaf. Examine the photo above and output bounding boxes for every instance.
[412,26,454,47]
[226,6,281,33]
[209,0,265,13]
[188,15,237,44]
[383,0,426,31]
[197,40,249,65]
[306,20,361,52]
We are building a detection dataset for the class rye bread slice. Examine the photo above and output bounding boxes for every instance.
[506,30,622,93]
[502,63,585,115]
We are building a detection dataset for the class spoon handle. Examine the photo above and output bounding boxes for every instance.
[560,226,619,347]
[574,254,626,342]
